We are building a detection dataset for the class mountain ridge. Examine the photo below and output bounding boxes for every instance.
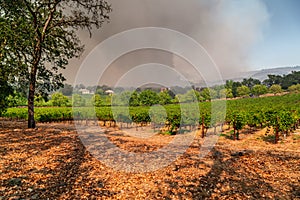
[225,66,300,81]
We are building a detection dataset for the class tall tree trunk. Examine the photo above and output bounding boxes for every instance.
[28,66,38,128]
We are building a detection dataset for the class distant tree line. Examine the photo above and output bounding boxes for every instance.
[3,70,300,109]
[223,71,300,98]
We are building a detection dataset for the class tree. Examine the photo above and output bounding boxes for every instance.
[288,84,300,93]
[225,80,234,90]
[159,90,172,105]
[263,74,282,87]
[219,88,233,99]
[281,71,300,89]
[251,84,268,97]
[50,92,70,107]
[232,81,242,97]
[112,91,131,106]
[209,88,218,100]
[180,89,200,103]
[95,88,105,96]
[34,95,46,107]
[0,12,17,114]
[237,85,250,97]
[242,78,261,89]
[7,92,28,107]
[139,90,159,106]
[0,0,111,128]
[91,94,103,107]
[72,94,86,107]
[200,88,211,101]
[0,72,13,114]
[60,84,73,96]
[269,84,282,95]
[129,91,140,107]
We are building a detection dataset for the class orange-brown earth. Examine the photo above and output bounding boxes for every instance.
[0,120,299,200]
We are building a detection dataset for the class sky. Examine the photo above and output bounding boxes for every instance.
[66,0,300,86]
[249,0,300,69]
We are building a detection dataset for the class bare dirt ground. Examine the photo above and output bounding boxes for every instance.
[0,120,299,200]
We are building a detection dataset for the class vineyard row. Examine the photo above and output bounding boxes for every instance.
[3,93,300,142]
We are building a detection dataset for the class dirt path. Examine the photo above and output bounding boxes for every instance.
[0,120,299,199]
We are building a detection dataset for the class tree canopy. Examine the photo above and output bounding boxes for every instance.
[0,0,111,127]
[251,84,268,97]
[237,85,251,97]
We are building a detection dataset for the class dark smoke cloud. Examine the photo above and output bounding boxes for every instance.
[66,0,269,86]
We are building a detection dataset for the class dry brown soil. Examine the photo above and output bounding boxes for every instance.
[0,120,299,200]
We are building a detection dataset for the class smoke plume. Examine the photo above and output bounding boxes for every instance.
[66,0,269,86]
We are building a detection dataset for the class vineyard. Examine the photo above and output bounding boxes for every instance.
[3,93,300,143]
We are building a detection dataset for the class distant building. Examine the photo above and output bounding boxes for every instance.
[160,87,170,92]
[79,89,94,95]
[105,90,114,95]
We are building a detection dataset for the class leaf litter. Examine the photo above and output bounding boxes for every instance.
[0,120,299,199]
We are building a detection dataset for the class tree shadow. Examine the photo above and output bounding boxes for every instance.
[260,134,276,144]
[156,148,298,199]
[0,123,116,199]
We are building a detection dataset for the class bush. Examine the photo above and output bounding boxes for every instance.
[50,92,70,107]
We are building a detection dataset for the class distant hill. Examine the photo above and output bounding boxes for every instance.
[225,66,300,81]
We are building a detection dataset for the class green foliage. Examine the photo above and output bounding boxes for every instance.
[179,89,199,103]
[72,94,86,107]
[226,80,242,97]
[149,105,167,125]
[0,30,13,114]
[6,92,27,107]
[139,90,159,106]
[34,95,47,107]
[0,0,112,127]
[263,71,300,89]
[200,88,211,101]
[251,84,268,97]
[129,91,140,107]
[237,85,251,97]
[219,88,229,99]
[0,78,12,114]
[1,0,112,93]
[3,91,300,140]
[232,112,246,131]
[269,84,282,95]
[95,88,105,96]
[50,92,70,107]
[263,74,282,87]
[242,78,261,88]
[112,91,132,106]
[60,84,73,96]
[265,110,295,132]
[158,91,172,105]
[91,94,103,107]
[103,95,112,106]
[288,84,300,93]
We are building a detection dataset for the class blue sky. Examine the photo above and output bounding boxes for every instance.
[249,0,300,69]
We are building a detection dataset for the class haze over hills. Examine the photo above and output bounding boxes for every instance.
[223,66,300,82]
[70,65,300,88]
